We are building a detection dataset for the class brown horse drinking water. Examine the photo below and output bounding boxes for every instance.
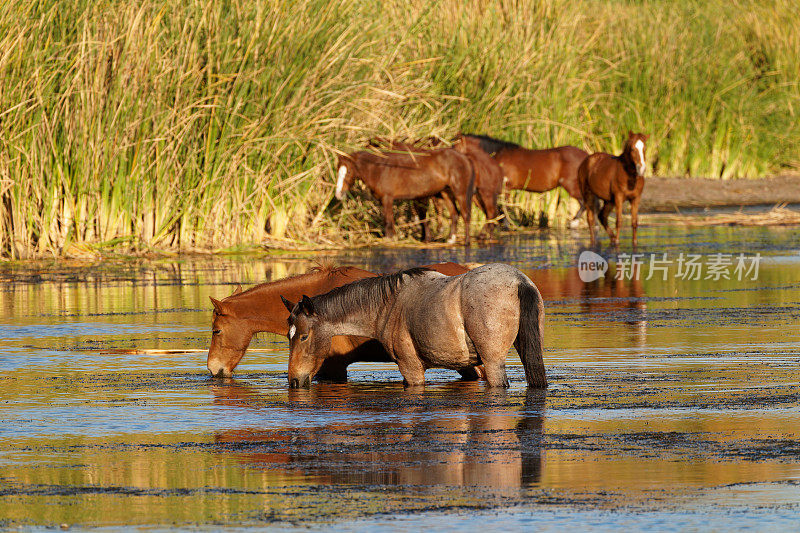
[334,148,474,245]
[206,262,474,380]
[578,132,649,246]
[462,134,588,225]
[282,263,546,389]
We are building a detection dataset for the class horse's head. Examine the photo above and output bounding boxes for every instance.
[624,131,649,176]
[282,294,328,388]
[207,285,251,377]
[334,154,358,200]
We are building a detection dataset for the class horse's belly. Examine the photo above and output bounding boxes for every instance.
[416,343,478,369]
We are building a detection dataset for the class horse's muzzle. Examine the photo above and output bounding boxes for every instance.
[289,376,311,388]
[207,361,232,378]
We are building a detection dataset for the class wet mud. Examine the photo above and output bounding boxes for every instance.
[1,224,800,529]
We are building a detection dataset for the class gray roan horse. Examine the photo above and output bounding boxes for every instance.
[280,263,546,389]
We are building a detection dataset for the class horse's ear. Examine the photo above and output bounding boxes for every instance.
[628,130,634,137]
[644,134,650,141]
[280,295,295,313]
[209,297,225,314]
[232,284,243,296]
[300,295,315,315]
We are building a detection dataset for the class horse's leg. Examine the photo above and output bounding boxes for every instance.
[440,191,459,244]
[395,352,426,387]
[478,188,499,240]
[598,200,612,230]
[612,195,623,245]
[382,196,396,239]
[501,185,513,229]
[585,192,598,246]
[464,328,514,388]
[560,179,585,228]
[630,195,640,247]
[413,199,431,242]
[314,356,349,382]
[458,185,473,248]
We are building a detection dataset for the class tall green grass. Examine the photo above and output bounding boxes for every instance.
[0,0,798,257]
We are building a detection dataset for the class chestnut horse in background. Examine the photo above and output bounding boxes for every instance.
[578,132,649,246]
[206,262,476,381]
[461,134,588,225]
[334,148,474,245]
[372,137,504,240]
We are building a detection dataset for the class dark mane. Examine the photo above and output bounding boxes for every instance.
[312,267,430,322]
[460,133,520,155]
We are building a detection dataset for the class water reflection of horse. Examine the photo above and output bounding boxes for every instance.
[206,262,475,381]
[525,267,647,344]
[211,380,546,488]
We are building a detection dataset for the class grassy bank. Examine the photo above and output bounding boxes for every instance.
[1,0,798,258]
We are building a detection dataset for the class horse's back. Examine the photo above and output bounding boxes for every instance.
[556,145,589,169]
[424,262,471,276]
[461,263,534,298]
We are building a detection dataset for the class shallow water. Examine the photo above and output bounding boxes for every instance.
[1,224,800,529]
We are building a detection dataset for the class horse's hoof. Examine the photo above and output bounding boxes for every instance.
[446,235,457,245]
[569,219,581,229]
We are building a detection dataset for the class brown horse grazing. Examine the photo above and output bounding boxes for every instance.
[206,262,475,380]
[578,132,649,246]
[369,137,504,240]
[283,263,546,389]
[462,134,589,225]
[334,148,474,245]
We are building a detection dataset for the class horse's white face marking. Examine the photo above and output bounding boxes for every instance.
[335,166,347,199]
[634,139,646,175]
[288,325,296,340]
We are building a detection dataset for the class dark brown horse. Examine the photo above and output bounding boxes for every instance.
[462,134,588,225]
[283,264,545,389]
[206,262,475,380]
[334,148,474,245]
[369,137,504,240]
[578,132,649,246]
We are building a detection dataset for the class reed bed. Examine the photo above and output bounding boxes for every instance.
[0,0,798,258]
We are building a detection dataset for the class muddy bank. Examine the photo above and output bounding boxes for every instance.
[641,174,800,212]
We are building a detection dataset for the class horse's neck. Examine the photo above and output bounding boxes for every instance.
[226,273,334,333]
[616,150,639,182]
[319,311,378,339]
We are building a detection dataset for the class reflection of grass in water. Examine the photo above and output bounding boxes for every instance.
[1,0,799,257]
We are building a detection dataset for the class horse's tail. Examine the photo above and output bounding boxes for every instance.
[514,281,547,388]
